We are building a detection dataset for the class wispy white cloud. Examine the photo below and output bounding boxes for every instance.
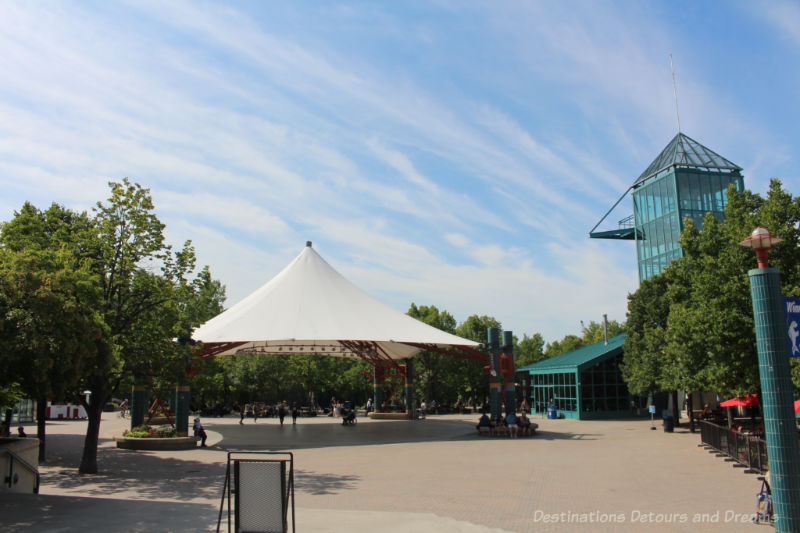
[0,1,794,341]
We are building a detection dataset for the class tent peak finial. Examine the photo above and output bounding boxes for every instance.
[306,241,312,247]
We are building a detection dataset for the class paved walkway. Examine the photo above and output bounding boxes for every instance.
[2,413,763,532]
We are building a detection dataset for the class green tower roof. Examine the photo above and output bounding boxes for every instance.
[634,132,742,186]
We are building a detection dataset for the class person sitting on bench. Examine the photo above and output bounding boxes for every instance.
[518,411,532,436]
[505,412,519,438]
[193,418,208,447]
[491,414,505,436]
[476,412,491,433]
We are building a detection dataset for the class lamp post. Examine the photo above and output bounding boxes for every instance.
[740,226,800,531]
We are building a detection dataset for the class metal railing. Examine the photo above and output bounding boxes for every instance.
[699,420,768,474]
[618,214,635,229]
[2,448,40,493]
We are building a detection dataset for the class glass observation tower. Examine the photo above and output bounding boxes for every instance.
[590,132,744,282]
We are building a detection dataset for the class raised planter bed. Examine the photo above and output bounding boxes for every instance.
[368,411,412,420]
[114,436,198,450]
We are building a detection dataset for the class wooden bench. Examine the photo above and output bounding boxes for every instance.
[476,423,538,437]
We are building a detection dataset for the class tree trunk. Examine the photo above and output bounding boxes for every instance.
[78,386,109,474]
[3,408,12,436]
[671,390,680,427]
[36,397,47,462]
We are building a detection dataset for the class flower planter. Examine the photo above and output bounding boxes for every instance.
[368,411,413,420]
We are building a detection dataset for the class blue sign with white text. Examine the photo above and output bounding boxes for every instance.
[785,297,800,357]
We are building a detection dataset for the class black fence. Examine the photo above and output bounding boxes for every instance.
[699,420,768,474]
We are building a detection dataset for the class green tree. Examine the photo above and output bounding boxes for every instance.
[407,304,458,404]
[515,333,545,368]
[0,203,106,460]
[622,269,682,396]
[624,179,800,404]
[544,335,583,358]
[454,314,502,405]
[580,320,626,345]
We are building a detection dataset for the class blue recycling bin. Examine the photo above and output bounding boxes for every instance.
[547,404,557,419]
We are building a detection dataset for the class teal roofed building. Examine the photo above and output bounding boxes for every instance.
[518,334,631,420]
[590,133,744,281]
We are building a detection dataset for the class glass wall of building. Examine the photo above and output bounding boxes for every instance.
[579,354,629,416]
[522,335,632,420]
[531,371,577,416]
[633,168,743,281]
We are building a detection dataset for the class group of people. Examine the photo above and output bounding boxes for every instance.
[476,410,534,437]
[237,401,300,425]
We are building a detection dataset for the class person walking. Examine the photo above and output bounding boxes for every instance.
[239,404,244,425]
[279,402,287,426]
[291,402,299,424]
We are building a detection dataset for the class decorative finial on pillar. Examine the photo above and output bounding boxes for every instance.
[740,226,782,268]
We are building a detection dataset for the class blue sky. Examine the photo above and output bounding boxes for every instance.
[1,1,798,342]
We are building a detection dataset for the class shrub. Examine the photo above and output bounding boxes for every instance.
[122,424,177,438]
[153,425,176,437]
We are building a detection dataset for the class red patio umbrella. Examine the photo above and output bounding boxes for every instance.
[794,399,800,414]
[720,394,760,407]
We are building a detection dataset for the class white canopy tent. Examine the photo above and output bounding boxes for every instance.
[192,242,484,364]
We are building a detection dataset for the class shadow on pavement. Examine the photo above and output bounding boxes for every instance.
[40,445,225,502]
[294,469,361,495]
[1,493,220,533]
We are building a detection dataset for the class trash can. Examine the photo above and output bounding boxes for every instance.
[663,414,674,433]
[547,404,557,419]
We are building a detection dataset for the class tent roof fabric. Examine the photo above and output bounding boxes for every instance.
[192,243,481,359]
[518,334,627,373]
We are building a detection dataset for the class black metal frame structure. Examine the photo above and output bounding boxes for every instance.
[217,451,295,533]
[699,420,768,474]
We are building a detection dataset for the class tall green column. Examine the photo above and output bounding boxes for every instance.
[488,327,502,419]
[404,358,414,418]
[131,384,148,429]
[373,366,384,413]
[749,267,800,532]
[174,385,190,436]
[502,331,516,415]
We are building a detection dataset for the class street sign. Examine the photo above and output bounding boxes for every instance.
[784,297,800,357]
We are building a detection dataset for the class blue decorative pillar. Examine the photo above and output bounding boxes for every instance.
[488,327,502,419]
[404,358,414,418]
[131,384,148,429]
[373,366,384,413]
[748,266,800,531]
[174,384,190,436]
[502,331,516,415]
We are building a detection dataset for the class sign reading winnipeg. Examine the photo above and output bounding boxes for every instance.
[785,297,800,358]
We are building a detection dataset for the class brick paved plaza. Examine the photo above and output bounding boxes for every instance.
[2,412,762,532]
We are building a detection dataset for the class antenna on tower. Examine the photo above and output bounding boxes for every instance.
[670,53,681,133]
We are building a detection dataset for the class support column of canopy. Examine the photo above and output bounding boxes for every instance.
[501,330,516,415]
[131,383,148,429]
[488,327,502,419]
[173,384,190,436]
[404,358,414,419]
[373,365,385,413]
